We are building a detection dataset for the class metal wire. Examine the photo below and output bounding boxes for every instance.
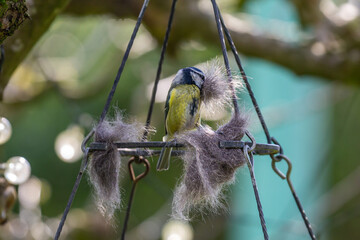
[121,157,150,239]
[142,0,178,141]
[210,0,239,115]
[121,180,137,240]
[218,11,271,144]
[99,0,150,123]
[243,145,269,240]
[54,148,90,240]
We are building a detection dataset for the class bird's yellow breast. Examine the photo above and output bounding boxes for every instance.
[166,85,201,136]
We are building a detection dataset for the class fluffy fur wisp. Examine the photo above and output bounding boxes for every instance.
[173,113,248,220]
[200,60,242,114]
[88,112,144,220]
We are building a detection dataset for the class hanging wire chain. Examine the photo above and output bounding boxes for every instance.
[215,3,317,238]
[54,1,151,239]
[121,156,150,239]
[142,0,178,141]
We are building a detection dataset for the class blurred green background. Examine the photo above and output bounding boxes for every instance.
[0,0,360,239]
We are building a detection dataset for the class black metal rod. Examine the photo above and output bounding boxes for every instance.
[119,149,185,157]
[89,141,280,155]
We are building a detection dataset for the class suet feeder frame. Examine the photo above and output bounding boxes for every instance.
[88,141,280,156]
[54,0,317,239]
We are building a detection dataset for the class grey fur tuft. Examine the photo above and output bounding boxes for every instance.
[172,113,248,220]
[88,112,145,220]
[200,59,242,114]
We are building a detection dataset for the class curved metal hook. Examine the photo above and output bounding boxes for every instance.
[271,154,292,180]
[128,156,150,183]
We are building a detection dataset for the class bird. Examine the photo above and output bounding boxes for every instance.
[157,67,205,171]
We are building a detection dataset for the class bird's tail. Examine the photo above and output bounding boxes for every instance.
[157,136,172,171]
[157,146,172,171]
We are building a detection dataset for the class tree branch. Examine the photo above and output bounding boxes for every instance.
[0,0,29,43]
[221,14,360,82]
[64,0,360,83]
[0,0,72,100]
[1,0,359,100]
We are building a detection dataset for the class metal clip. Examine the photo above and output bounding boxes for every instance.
[81,129,95,153]
[245,130,256,153]
[243,130,256,168]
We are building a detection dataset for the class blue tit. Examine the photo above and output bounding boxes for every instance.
[157,67,205,171]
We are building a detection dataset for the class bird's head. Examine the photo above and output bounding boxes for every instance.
[172,67,205,90]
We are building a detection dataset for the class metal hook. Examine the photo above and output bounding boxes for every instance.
[271,154,316,239]
[271,154,292,180]
[243,144,254,169]
[128,156,150,183]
